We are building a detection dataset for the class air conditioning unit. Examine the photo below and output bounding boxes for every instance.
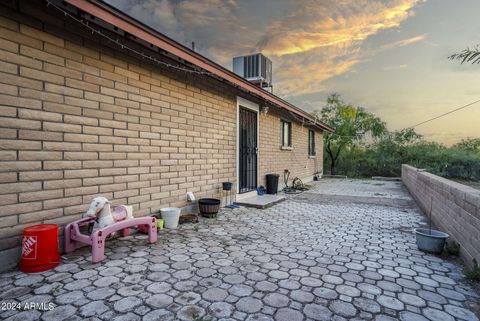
[233,53,272,89]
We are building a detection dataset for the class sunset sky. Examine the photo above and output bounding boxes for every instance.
[106,0,480,145]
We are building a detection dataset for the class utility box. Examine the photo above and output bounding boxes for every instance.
[233,53,272,89]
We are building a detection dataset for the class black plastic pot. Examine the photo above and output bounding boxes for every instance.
[266,174,279,194]
[222,182,232,191]
[198,198,221,218]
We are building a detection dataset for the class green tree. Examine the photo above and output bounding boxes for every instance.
[313,94,386,174]
[453,138,480,155]
[361,128,423,177]
[449,45,480,64]
[385,128,423,146]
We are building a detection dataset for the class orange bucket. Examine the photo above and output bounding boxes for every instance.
[20,224,60,273]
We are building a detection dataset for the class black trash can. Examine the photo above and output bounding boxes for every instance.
[266,174,280,194]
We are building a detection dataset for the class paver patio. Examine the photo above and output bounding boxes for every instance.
[1,179,479,321]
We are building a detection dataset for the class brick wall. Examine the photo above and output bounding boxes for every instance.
[0,0,323,261]
[258,111,323,188]
[402,164,480,267]
[0,2,239,252]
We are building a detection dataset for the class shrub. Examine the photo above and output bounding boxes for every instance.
[446,241,460,256]
[465,259,480,281]
[324,136,480,181]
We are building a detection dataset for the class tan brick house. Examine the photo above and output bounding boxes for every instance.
[0,0,333,269]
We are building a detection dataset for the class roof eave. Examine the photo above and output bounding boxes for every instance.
[64,0,334,133]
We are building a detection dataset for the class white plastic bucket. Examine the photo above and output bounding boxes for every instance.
[160,207,181,229]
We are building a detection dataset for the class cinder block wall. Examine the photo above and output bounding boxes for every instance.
[402,164,480,267]
[0,0,324,266]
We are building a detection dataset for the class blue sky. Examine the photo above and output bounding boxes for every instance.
[106,0,480,145]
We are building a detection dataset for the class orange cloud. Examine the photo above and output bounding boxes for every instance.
[257,0,421,57]
[112,0,424,97]
[380,34,427,51]
[252,0,424,96]
[274,56,360,97]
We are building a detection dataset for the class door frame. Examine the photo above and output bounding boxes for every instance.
[236,96,259,196]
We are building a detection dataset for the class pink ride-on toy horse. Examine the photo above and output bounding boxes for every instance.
[65,196,157,263]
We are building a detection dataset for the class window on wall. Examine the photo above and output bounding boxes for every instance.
[308,130,316,156]
[281,120,292,147]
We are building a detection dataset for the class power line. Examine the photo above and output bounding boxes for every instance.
[406,99,480,129]
[314,98,480,139]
